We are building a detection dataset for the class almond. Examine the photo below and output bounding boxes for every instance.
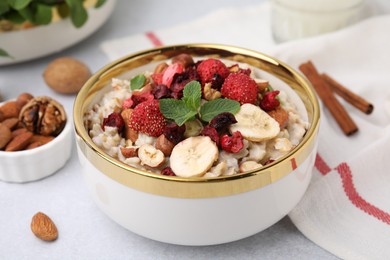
[11,128,28,138]
[30,134,55,145]
[0,124,12,149]
[121,109,138,142]
[5,131,33,151]
[0,101,20,119]
[16,92,34,110]
[1,117,19,130]
[155,134,174,156]
[26,142,43,150]
[31,212,58,241]
[120,147,138,158]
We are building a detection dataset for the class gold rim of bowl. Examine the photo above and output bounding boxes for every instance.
[73,43,320,199]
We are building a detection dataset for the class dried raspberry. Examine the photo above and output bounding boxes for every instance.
[220,131,244,153]
[209,112,237,133]
[131,91,154,108]
[152,84,171,99]
[161,166,176,176]
[163,122,186,144]
[221,73,258,105]
[162,63,184,87]
[260,90,280,111]
[102,112,125,133]
[129,100,166,137]
[200,125,220,145]
[196,58,229,85]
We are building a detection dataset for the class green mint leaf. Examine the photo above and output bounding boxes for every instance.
[0,1,10,15]
[0,48,13,59]
[7,0,31,10]
[65,0,88,28]
[130,74,146,90]
[199,98,240,122]
[95,0,106,8]
[159,99,198,126]
[182,81,201,111]
[33,3,52,25]
[4,10,26,23]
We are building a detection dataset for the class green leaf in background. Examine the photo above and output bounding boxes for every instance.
[159,99,198,126]
[0,48,13,59]
[182,81,201,111]
[95,0,106,8]
[199,98,240,122]
[57,2,70,18]
[6,0,32,10]
[130,74,146,90]
[3,10,26,24]
[0,1,10,15]
[33,3,52,24]
[65,0,88,28]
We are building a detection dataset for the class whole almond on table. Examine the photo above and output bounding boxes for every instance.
[31,212,58,241]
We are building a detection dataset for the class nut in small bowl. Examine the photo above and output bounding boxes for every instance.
[74,44,320,245]
[0,95,72,183]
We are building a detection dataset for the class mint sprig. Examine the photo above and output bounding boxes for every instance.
[130,74,146,90]
[159,81,240,126]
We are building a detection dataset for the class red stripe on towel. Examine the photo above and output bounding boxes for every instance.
[314,154,331,175]
[145,32,163,46]
[336,163,390,225]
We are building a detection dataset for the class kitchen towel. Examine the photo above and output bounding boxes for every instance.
[101,3,390,259]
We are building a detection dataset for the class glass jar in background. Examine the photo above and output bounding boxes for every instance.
[271,0,366,43]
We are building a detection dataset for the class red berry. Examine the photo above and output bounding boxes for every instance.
[209,112,237,133]
[196,58,229,85]
[129,100,166,137]
[163,122,186,144]
[161,166,176,176]
[200,125,220,145]
[220,131,244,153]
[151,73,163,85]
[260,90,280,111]
[162,63,184,87]
[102,112,125,133]
[221,73,258,105]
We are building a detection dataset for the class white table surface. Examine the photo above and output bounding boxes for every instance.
[0,1,339,259]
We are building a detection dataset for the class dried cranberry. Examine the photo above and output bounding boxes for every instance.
[152,84,171,99]
[260,90,280,111]
[220,131,244,153]
[170,66,200,94]
[264,159,275,165]
[102,112,125,133]
[200,125,220,145]
[209,112,237,133]
[163,122,186,144]
[161,166,176,176]
[210,73,224,90]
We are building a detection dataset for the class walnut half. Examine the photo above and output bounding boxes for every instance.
[19,96,66,137]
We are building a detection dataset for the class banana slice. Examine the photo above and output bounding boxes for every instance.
[170,136,218,177]
[230,104,280,142]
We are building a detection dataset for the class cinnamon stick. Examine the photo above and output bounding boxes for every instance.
[299,61,358,136]
[321,73,374,114]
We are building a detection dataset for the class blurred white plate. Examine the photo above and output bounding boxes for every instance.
[0,0,116,66]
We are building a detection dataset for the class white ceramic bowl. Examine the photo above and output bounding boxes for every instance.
[73,44,320,245]
[0,0,116,66]
[0,117,72,183]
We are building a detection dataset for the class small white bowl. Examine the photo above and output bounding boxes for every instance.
[0,0,116,66]
[0,118,72,183]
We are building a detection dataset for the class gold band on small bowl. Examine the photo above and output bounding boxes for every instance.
[73,44,320,199]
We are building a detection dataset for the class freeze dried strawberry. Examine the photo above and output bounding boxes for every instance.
[162,63,184,87]
[221,73,258,105]
[260,90,280,111]
[201,125,220,145]
[220,131,244,153]
[196,58,229,85]
[129,100,166,137]
[102,112,125,133]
